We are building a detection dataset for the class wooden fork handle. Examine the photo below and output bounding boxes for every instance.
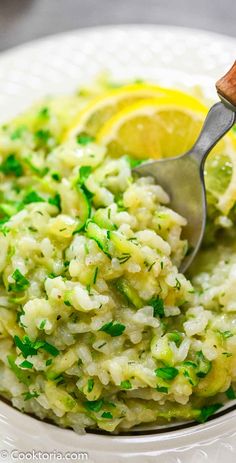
[216,61,236,109]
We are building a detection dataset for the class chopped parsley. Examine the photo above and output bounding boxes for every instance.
[22,390,40,401]
[0,224,10,236]
[87,378,94,393]
[93,267,98,284]
[84,399,104,413]
[99,320,126,337]
[51,172,61,182]
[8,269,30,293]
[101,411,113,419]
[48,193,61,211]
[197,403,222,423]
[183,361,197,368]
[64,300,72,307]
[39,320,46,330]
[120,380,132,389]
[22,191,45,205]
[19,360,33,369]
[147,261,156,272]
[77,133,95,145]
[226,385,236,400]
[169,331,182,347]
[156,386,169,393]
[42,341,60,357]
[10,126,26,140]
[220,330,233,339]
[149,296,165,318]
[46,358,53,367]
[79,165,92,185]
[117,253,131,264]
[48,272,57,279]
[175,278,181,290]
[0,154,23,177]
[35,129,51,144]
[14,335,59,358]
[126,155,145,169]
[38,107,50,119]
[155,367,179,380]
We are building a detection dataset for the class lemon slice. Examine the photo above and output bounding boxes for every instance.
[204,132,236,215]
[97,95,236,215]
[63,83,204,140]
[97,96,207,159]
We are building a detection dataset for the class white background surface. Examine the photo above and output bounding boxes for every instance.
[0,0,236,52]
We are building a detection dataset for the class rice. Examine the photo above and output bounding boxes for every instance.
[0,84,236,434]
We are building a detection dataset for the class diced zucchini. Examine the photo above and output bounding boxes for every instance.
[45,381,80,412]
[195,355,231,397]
[93,208,116,231]
[86,221,111,258]
[109,231,144,264]
[116,278,143,308]
[179,364,199,387]
[7,355,31,386]
[151,335,174,365]
[156,404,201,421]
[74,186,91,232]
[46,349,77,379]
[196,351,212,378]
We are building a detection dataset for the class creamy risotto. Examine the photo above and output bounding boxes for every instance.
[0,81,236,433]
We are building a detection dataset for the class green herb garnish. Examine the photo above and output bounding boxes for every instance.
[226,385,236,400]
[77,134,95,145]
[10,126,26,140]
[99,321,126,337]
[0,154,23,177]
[84,399,104,412]
[79,165,92,184]
[14,335,59,358]
[35,129,51,144]
[169,331,182,347]
[101,411,113,419]
[48,193,61,211]
[38,107,50,119]
[93,267,98,284]
[19,360,33,369]
[175,278,181,290]
[197,403,222,423]
[22,191,45,205]
[9,269,30,293]
[39,320,46,330]
[64,300,72,307]
[155,367,179,380]
[87,378,94,393]
[120,380,132,389]
[220,330,233,339]
[149,296,165,318]
[117,253,131,264]
[51,172,61,182]
[156,386,169,393]
[22,390,40,401]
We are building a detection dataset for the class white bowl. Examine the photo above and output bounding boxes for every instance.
[0,25,236,462]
